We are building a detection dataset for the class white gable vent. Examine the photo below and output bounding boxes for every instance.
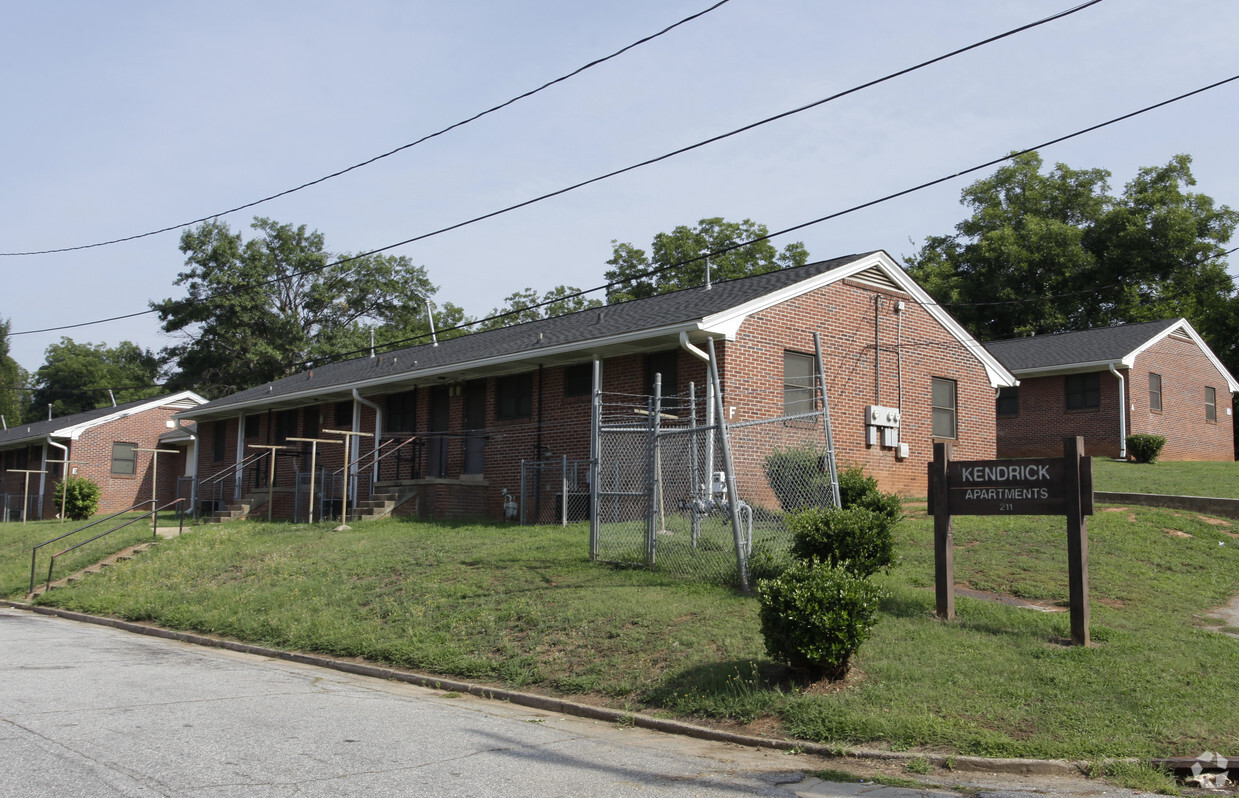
[849,266,902,292]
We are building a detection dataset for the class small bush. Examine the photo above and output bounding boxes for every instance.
[1126,434,1166,464]
[53,476,101,520]
[762,445,833,512]
[787,506,895,577]
[757,560,883,679]
[838,465,903,521]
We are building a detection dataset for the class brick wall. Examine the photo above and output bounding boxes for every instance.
[0,404,192,518]
[192,277,1004,518]
[722,277,998,497]
[996,334,1235,461]
[1129,335,1234,461]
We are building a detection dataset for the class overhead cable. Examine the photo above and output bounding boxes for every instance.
[0,1,734,257]
[8,0,1109,338]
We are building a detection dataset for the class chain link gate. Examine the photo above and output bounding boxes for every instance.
[590,333,841,590]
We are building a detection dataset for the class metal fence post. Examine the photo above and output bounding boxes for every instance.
[589,359,601,558]
[706,337,749,592]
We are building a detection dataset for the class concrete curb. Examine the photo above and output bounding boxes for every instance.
[1,598,1095,779]
[1096,491,1239,520]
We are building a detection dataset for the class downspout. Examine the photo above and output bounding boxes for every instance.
[534,365,545,520]
[233,413,245,501]
[679,331,709,363]
[176,418,198,511]
[1109,364,1127,460]
[682,332,716,490]
[352,389,382,485]
[46,437,68,517]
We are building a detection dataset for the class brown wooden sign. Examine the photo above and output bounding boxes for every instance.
[929,457,1093,516]
[928,438,1093,646]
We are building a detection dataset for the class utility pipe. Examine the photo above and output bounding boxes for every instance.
[1109,364,1127,460]
[176,418,199,513]
[352,389,382,485]
[46,437,69,517]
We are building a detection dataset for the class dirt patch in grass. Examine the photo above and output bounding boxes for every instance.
[955,585,1066,613]
[1164,528,1194,538]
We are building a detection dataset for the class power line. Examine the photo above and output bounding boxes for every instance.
[0,1,734,258]
[9,0,1108,339]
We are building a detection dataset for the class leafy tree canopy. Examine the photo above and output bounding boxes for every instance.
[152,217,467,397]
[604,217,809,303]
[477,285,603,331]
[0,318,28,425]
[30,338,161,418]
[906,152,1239,348]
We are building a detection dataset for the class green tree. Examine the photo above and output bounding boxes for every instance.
[477,285,602,330]
[907,152,1239,345]
[604,217,809,303]
[30,338,161,418]
[0,318,27,425]
[152,217,467,397]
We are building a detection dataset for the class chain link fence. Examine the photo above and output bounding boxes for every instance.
[592,369,840,589]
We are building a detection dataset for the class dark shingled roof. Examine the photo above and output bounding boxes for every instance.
[0,393,193,449]
[983,319,1182,372]
[192,253,874,416]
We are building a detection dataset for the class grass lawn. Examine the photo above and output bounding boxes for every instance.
[9,499,1238,762]
[1092,458,1239,499]
[0,514,164,597]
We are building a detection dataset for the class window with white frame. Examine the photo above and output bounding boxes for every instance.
[932,377,957,439]
[1206,386,1217,422]
[111,442,137,476]
[783,351,816,416]
[1149,373,1162,412]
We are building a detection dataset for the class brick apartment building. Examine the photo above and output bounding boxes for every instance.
[0,391,206,519]
[984,319,1238,461]
[181,251,1016,521]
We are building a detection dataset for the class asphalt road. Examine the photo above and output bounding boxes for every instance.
[0,607,1156,798]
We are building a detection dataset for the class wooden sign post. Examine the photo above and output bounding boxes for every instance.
[929,436,1093,645]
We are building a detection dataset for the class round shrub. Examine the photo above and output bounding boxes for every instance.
[838,465,903,522]
[787,505,895,577]
[53,475,101,521]
[762,445,832,512]
[757,559,883,679]
[1126,433,1166,464]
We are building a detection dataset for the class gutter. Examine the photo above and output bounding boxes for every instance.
[1109,364,1127,460]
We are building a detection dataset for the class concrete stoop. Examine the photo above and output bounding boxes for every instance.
[209,494,268,524]
[352,486,419,522]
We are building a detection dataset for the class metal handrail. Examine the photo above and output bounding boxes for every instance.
[327,436,417,481]
[31,499,185,595]
[199,450,269,488]
[40,498,185,592]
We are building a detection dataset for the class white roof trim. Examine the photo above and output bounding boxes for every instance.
[58,391,207,441]
[1128,318,1239,393]
[699,251,1016,388]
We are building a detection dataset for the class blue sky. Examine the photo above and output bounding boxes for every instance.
[3,0,1238,374]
